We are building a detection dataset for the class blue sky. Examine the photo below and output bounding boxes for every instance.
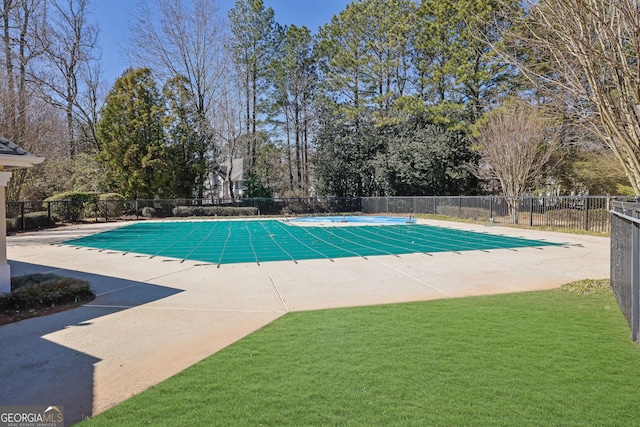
[94,0,351,85]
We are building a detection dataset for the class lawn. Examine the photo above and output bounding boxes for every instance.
[80,281,640,426]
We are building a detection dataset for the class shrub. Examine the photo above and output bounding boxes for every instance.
[14,211,55,231]
[7,212,57,232]
[141,207,156,218]
[44,191,98,222]
[0,273,94,311]
[98,193,129,218]
[44,191,98,203]
[100,193,124,200]
[245,198,278,215]
[172,206,258,217]
[280,199,326,215]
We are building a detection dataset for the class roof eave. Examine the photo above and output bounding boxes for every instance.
[0,154,45,170]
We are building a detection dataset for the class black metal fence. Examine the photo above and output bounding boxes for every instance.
[5,197,362,231]
[362,196,633,233]
[610,201,640,343]
[5,195,633,234]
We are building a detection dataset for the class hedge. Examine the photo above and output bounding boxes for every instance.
[44,191,98,203]
[7,211,55,231]
[0,273,94,310]
[280,199,327,215]
[44,191,98,222]
[93,193,129,218]
[172,206,259,217]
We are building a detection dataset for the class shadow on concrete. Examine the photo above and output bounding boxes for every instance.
[0,261,182,426]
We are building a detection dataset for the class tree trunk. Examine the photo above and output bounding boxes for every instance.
[507,197,519,224]
[294,101,301,188]
[251,57,257,172]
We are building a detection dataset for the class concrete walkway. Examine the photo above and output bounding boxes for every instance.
[0,219,609,425]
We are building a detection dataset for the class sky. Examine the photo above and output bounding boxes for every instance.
[93,0,351,86]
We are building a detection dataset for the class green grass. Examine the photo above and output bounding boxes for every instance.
[80,281,640,426]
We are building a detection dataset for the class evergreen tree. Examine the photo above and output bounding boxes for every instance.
[97,68,166,199]
[412,0,518,129]
[228,0,279,173]
[271,24,316,191]
[382,117,478,195]
[163,75,203,199]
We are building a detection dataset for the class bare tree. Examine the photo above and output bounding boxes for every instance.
[0,0,53,200]
[0,0,106,199]
[76,59,102,151]
[10,102,69,200]
[212,81,245,199]
[128,0,227,198]
[31,0,101,156]
[471,101,559,223]
[499,0,640,195]
[128,0,226,117]
[1,0,46,144]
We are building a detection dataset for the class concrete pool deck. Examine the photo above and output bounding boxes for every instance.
[0,219,609,424]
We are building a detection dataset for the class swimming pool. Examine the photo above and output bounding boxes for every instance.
[62,219,561,266]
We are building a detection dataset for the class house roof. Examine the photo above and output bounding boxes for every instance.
[0,136,45,170]
[0,137,29,155]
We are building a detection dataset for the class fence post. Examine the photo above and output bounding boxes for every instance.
[489,196,493,221]
[458,196,462,217]
[386,197,389,214]
[584,197,589,231]
[20,201,25,231]
[633,209,639,342]
[529,197,533,227]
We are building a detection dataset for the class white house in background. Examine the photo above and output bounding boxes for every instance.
[0,136,45,294]
[207,158,245,200]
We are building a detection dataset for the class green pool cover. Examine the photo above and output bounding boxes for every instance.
[63,220,561,265]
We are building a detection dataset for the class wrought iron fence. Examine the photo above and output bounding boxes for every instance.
[610,201,640,343]
[131,197,361,217]
[362,196,634,233]
[5,197,362,231]
[5,199,137,231]
[5,195,633,234]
